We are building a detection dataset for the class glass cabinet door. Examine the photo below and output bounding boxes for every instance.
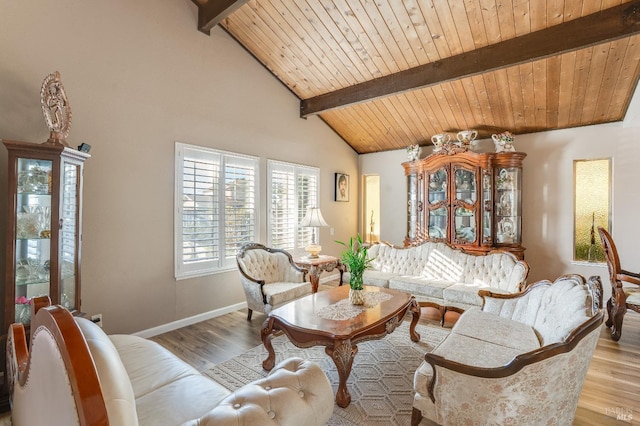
[427,168,448,239]
[407,174,418,240]
[14,158,53,324]
[482,170,492,244]
[453,167,477,243]
[60,161,79,311]
[495,167,522,245]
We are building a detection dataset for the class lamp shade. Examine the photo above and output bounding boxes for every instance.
[300,207,329,227]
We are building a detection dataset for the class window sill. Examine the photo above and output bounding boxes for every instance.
[175,265,236,281]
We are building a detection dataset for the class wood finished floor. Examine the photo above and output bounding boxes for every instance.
[150,285,640,425]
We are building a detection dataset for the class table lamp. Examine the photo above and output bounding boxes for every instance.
[300,207,329,258]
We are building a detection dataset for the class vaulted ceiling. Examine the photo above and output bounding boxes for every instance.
[191,0,640,154]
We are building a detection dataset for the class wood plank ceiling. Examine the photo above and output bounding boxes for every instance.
[192,0,640,154]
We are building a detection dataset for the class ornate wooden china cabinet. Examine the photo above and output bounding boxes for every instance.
[403,142,526,259]
[3,72,89,330]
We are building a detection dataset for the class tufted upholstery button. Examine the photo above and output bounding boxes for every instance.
[233,403,241,409]
[298,390,305,398]
[267,410,276,419]
[265,385,272,390]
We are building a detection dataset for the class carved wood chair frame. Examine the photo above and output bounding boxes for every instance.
[598,227,640,341]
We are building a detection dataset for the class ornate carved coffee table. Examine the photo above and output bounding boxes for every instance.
[260,285,421,408]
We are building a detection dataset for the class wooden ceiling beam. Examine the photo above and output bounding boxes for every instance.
[194,0,249,35]
[300,1,640,118]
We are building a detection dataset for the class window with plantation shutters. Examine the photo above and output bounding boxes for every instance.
[267,160,319,252]
[175,143,258,279]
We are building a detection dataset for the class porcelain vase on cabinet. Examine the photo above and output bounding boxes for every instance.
[456,130,478,150]
[431,133,451,152]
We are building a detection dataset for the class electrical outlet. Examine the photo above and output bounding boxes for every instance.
[91,314,103,328]
[330,228,334,235]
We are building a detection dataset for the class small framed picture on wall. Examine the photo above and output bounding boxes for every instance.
[335,173,349,202]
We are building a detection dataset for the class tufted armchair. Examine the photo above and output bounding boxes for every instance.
[237,243,311,320]
[412,274,604,426]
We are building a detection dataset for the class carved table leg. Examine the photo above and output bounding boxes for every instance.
[308,266,320,293]
[408,299,421,342]
[326,339,358,408]
[261,317,276,370]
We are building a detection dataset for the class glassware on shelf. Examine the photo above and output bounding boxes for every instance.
[498,192,514,216]
[18,170,36,193]
[23,205,39,214]
[17,166,51,194]
[16,212,40,238]
[455,226,476,242]
[428,225,445,238]
[37,206,51,235]
[497,217,516,243]
[15,303,31,324]
[15,296,31,324]
[497,168,515,190]
[15,260,30,283]
[455,169,476,193]
[14,258,49,284]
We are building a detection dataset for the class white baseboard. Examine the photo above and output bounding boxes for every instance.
[134,301,248,338]
[134,274,340,339]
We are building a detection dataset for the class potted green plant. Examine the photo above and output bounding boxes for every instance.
[336,234,373,305]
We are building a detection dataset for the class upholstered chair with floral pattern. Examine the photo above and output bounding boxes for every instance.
[236,243,311,320]
[412,274,603,426]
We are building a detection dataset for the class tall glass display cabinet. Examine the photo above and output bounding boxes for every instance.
[403,147,526,259]
[3,139,89,329]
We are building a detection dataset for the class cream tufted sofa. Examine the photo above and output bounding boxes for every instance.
[343,241,529,312]
[412,274,604,426]
[237,243,312,320]
[6,298,334,426]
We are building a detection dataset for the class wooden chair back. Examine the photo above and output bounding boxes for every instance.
[598,227,621,288]
[597,227,640,341]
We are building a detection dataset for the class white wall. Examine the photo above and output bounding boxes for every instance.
[0,0,359,333]
[361,119,640,301]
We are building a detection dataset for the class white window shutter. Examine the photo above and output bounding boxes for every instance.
[175,143,257,279]
[268,160,320,252]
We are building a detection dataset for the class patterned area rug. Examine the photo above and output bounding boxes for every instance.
[204,322,450,425]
